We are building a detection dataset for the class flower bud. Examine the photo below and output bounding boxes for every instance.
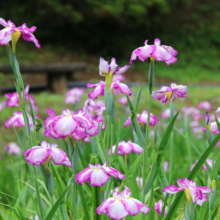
[205,112,209,125]
[211,180,216,190]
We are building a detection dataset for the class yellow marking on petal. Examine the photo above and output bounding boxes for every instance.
[118,199,122,202]
[184,188,192,203]
[96,168,100,171]
[165,91,173,101]
[66,115,70,117]
[11,29,21,53]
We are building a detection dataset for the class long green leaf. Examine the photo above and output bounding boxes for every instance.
[143,111,180,195]
[78,185,91,220]
[45,185,70,220]
[135,84,143,112]
[0,159,13,170]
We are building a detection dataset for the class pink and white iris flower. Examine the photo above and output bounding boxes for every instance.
[198,101,212,111]
[4,85,38,111]
[99,57,130,77]
[64,88,85,104]
[44,108,99,140]
[96,186,150,219]
[0,18,40,48]
[4,142,20,155]
[124,110,158,127]
[163,177,213,207]
[130,38,177,65]
[152,83,187,105]
[5,111,35,130]
[189,158,214,172]
[155,199,168,215]
[108,140,143,156]
[76,161,125,186]
[23,141,71,167]
[87,80,132,100]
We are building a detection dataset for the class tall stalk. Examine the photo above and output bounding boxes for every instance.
[169,101,175,184]
[142,58,154,219]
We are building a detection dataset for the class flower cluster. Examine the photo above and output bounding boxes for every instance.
[109,140,143,155]
[44,108,99,141]
[124,110,158,127]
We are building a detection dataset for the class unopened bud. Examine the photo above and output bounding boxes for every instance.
[90,156,97,164]
[205,112,209,125]
[211,180,216,190]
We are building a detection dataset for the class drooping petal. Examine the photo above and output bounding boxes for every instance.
[52,115,79,138]
[124,117,132,127]
[24,147,49,166]
[114,65,130,75]
[118,142,133,154]
[111,81,132,96]
[18,24,40,48]
[88,83,105,100]
[49,147,72,167]
[96,198,116,215]
[131,142,143,154]
[0,18,9,27]
[197,186,213,193]
[76,168,93,185]
[88,169,110,186]
[101,163,119,178]
[106,200,129,219]
[195,193,208,207]
[163,185,183,194]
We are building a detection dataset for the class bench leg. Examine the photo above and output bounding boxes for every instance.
[47,73,68,94]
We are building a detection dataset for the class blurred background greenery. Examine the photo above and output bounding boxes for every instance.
[0,0,220,86]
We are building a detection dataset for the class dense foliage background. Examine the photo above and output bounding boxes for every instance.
[1,0,219,57]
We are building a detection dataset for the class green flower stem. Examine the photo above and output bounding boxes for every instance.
[73,175,77,220]
[110,123,114,163]
[92,186,101,220]
[169,101,175,184]
[107,115,111,160]
[124,154,129,186]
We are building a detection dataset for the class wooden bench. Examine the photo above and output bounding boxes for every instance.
[0,63,87,93]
